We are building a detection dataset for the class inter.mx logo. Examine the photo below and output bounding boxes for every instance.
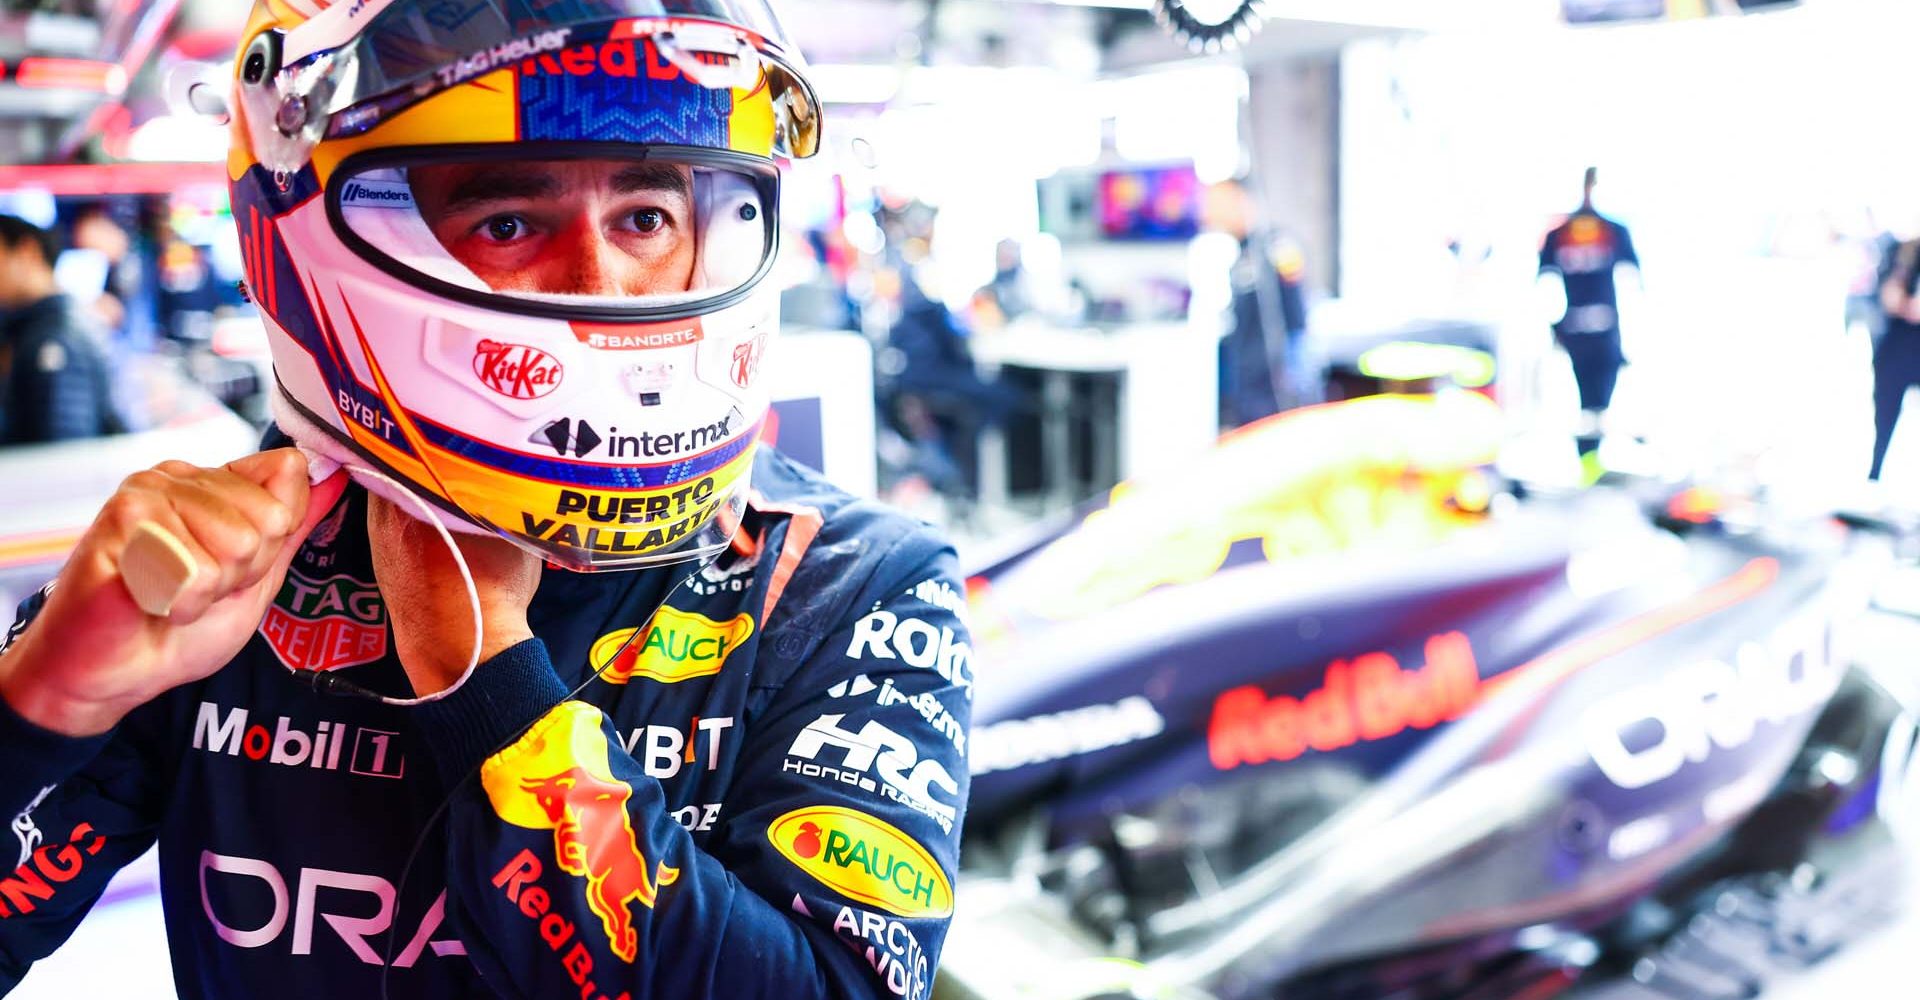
[193,702,406,779]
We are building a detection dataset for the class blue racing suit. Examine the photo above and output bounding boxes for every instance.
[0,446,972,1000]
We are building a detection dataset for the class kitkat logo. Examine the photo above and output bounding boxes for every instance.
[767,806,952,918]
[731,334,767,389]
[473,340,563,400]
[1208,632,1481,770]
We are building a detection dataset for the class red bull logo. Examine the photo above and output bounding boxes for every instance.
[483,703,680,963]
[1208,631,1482,770]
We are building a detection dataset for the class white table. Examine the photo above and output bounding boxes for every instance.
[969,319,1219,509]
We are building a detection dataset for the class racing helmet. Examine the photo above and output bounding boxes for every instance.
[227,0,821,571]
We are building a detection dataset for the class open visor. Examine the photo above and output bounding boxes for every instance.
[329,145,779,321]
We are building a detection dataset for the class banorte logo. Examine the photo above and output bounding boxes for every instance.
[473,339,563,400]
[482,703,680,963]
[589,608,754,685]
[767,806,953,919]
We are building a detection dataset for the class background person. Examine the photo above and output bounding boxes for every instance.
[0,214,124,445]
[1537,167,1641,473]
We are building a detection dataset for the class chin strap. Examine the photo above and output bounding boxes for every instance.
[298,449,484,707]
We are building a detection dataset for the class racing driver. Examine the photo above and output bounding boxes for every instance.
[0,2,971,998]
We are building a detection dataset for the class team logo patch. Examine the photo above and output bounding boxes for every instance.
[590,608,754,685]
[257,568,387,672]
[483,702,680,963]
[767,805,952,918]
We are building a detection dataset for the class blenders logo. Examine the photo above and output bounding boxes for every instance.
[1208,632,1481,770]
[338,180,414,209]
[768,806,952,918]
[589,608,754,685]
[258,568,387,672]
[473,340,563,400]
[731,334,767,389]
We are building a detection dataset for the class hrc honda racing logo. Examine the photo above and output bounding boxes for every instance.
[785,713,961,834]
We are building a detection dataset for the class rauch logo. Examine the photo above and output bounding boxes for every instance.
[1208,631,1481,770]
[767,805,952,919]
[589,608,753,685]
[473,339,563,400]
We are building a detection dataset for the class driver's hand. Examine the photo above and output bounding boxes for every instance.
[0,450,346,737]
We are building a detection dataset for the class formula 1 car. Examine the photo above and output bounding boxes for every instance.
[940,391,1919,1000]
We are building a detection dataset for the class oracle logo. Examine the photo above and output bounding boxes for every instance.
[473,340,563,400]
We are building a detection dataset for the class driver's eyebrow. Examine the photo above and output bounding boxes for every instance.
[612,163,690,199]
[436,168,559,212]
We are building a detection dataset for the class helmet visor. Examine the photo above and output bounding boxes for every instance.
[329,145,778,321]
[289,5,820,158]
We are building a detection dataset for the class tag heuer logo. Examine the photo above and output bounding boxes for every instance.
[258,568,388,672]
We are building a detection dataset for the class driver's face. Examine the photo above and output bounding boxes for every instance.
[409,159,697,297]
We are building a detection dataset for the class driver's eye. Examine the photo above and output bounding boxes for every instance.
[632,209,665,233]
[482,216,524,242]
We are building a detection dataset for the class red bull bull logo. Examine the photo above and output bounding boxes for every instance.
[483,703,680,963]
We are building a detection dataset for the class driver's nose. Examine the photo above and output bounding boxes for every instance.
[543,215,632,298]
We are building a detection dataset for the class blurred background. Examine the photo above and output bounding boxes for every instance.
[7,0,1920,998]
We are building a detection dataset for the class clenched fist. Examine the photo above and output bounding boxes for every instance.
[0,450,346,737]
